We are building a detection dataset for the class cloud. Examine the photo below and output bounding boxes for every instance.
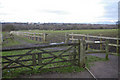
[42,10,69,15]
[0,0,118,24]
[100,0,119,21]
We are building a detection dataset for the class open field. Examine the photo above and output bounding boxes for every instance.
[2,29,118,78]
[20,29,118,43]
[22,29,118,36]
[2,29,118,47]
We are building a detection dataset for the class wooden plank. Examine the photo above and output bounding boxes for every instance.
[105,40,109,60]
[32,54,36,66]
[87,34,90,49]
[108,44,120,47]
[69,34,86,37]
[69,34,120,40]
[2,56,33,70]
[73,45,77,65]
[2,48,65,55]
[80,40,85,67]
[116,39,119,54]
[65,33,69,43]
[2,43,79,52]
[83,36,85,41]
[78,40,80,66]
[100,34,103,50]
[69,38,105,44]
[3,49,33,69]
[2,52,41,57]
[40,49,67,61]
[71,32,74,43]
[43,33,46,42]
[86,50,106,54]
[38,54,42,65]
[38,46,74,70]
[3,54,77,64]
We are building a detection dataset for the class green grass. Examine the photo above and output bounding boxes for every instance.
[2,32,21,47]
[16,35,45,44]
[21,29,118,37]
[2,29,116,78]
[2,49,107,78]
[19,29,118,43]
[2,34,44,47]
[2,29,118,46]
[2,38,20,47]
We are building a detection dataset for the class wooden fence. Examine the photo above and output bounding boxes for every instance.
[11,31,47,43]
[65,33,120,55]
[2,40,109,70]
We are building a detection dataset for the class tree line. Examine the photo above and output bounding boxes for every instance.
[2,23,118,32]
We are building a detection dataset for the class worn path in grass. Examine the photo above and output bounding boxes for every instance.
[21,53,118,78]
[15,36,32,45]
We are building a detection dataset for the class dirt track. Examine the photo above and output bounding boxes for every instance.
[21,53,118,78]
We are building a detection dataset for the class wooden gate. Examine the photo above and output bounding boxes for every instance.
[2,41,86,70]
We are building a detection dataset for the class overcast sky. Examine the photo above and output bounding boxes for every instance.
[0,0,119,24]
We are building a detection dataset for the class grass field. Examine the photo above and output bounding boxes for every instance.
[2,29,116,78]
[2,29,118,47]
[22,29,118,36]
[21,29,118,43]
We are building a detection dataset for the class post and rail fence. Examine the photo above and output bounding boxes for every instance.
[65,33,120,55]
[10,31,48,43]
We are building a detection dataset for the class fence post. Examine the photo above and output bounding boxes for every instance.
[43,33,46,43]
[38,54,42,65]
[80,40,86,67]
[78,39,86,67]
[71,32,74,43]
[100,34,102,50]
[32,54,37,66]
[33,33,36,40]
[78,39,80,66]
[38,34,40,41]
[116,36,119,54]
[65,33,69,43]
[83,36,85,41]
[105,40,109,60]
[73,41,77,65]
[87,34,90,49]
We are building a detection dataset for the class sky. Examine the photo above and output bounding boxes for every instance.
[0,0,119,24]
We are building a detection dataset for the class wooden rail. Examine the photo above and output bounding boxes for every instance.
[10,31,47,43]
[1,41,83,70]
[69,34,120,40]
[66,33,119,54]
[2,40,109,71]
